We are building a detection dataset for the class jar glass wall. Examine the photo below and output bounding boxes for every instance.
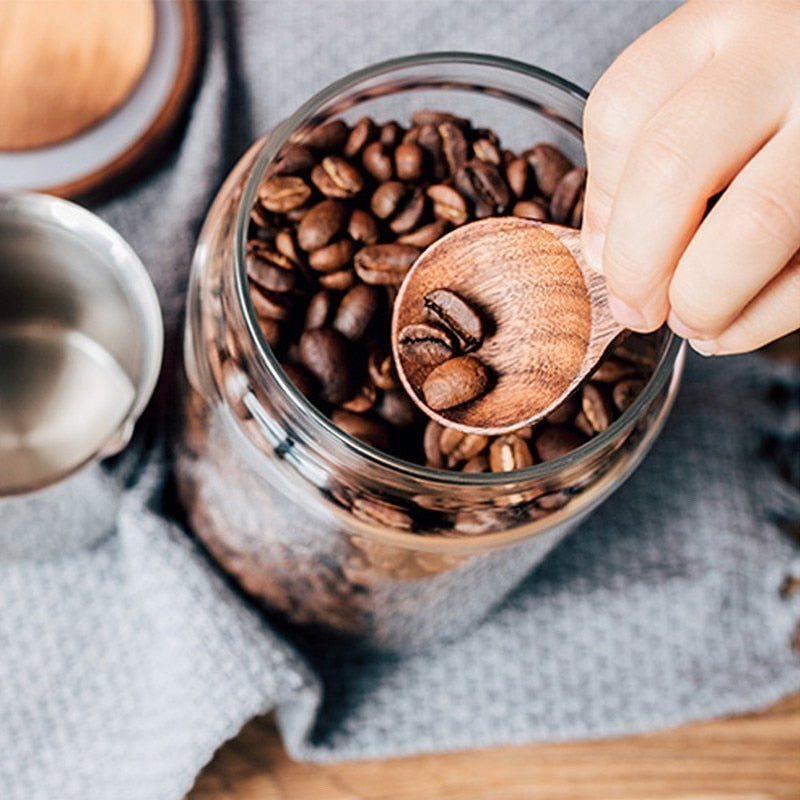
[177,54,685,650]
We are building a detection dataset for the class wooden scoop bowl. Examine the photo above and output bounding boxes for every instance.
[391,217,624,435]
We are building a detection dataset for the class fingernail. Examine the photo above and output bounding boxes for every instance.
[607,293,647,330]
[666,311,701,340]
[689,338,718,357]
[582,230,605,273]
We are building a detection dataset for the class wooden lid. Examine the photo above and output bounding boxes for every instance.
[0,0,200,198]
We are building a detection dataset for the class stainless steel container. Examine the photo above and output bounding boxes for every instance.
[0,193,163,496]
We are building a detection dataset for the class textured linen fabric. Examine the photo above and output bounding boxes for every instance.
[2,1,800,797]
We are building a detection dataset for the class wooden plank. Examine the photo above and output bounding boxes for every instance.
[187,693,800,800]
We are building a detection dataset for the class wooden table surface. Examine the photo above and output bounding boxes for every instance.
[188,692,800,800]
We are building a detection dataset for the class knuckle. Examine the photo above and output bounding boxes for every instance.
[733,184,800,253]
[583,83,635,157]
[630,130,696,190]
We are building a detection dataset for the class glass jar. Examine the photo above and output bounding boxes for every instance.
[177,53,685,650]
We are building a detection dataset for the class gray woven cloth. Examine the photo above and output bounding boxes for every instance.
[2,2,800,798]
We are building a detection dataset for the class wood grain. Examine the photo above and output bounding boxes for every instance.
[187,693,800,800]
[391,217,622,435]
[0,0,155,150]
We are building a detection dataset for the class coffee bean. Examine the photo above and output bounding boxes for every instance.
[439,429,489,466]
[427,184,468,226]
[398,323,456,365]
[395,142,426,181]
[344,116,378,158]
[461,454,489,473]
[298,328,352,404]
[574,410,595,438]
[544,393,580,425]
[380,121,404,147]
[348,208,380,244]
[362,141,393,181]
[489,435,533,472]
[613,377,646,413]
[318,269,355,291]
[312,156,364,198]
[294,119,348,150]
[550,167,586,225]
[332,409,390,450]
[454,159,511,212]
[350,496,414,530]
[525,143,573,197]
[270,143,315,176]
[423,288,484,351]
[581,383,615,433]
[297,199,347,251]
[308,238,355,272]
[258,317,282,349]
[249,285,291,320]
[473,137,502,165]
[275,230,302,264]
[368,348,398,391]
[333,284,380,341]
[423,419,445,468]
[376,390,417,428]
[341,380,377,413]
[591,358,637,383]
[438,121,469,174]
[304,289,336,330]
[397,219,450,248]
[414,123,447,180]
[422,355,491,411]
[280,361,316,398]
[258,175,312,213]
[371,181,407,219]
[411,109,468,128]
[505,156,530,198]
[512,200,548,221]
[354,243,420,285]
[389,187,427,234]
[246,251,296,293]
[533,426,587,461]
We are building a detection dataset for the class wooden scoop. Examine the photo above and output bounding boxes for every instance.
[391,217,624,435]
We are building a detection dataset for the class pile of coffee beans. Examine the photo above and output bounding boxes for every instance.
[245,111,655,471]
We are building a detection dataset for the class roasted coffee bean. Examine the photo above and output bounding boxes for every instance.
[257,317,282,349]
[438,121,469,174]
[427,184,468,225]
[249,285,291,320]
[297,199,347,251]
[439,429,489,466]
[422,355,491,411]
[512,200,548,221]
[397,219,450,248]
[304,289,336,330]
[461,454,489,473]
[411,109,468,128]
[371,181,407,219]
[525,143,573,197]
[341,380,377,413]
[613,377,646,413]
[545,393,580,425]
[550,167,586,225]
[344,116,378,158]
[294,119,348,150]
[318,269,355,291]
[473,137,502,165]
[280,361,316,398]
[246,251,296,293]
[333,284,380,341]
[331,409,390,450]
[395,142,426,181]
[423,288,484,351]
[414,123,447,180]
[534,426,587,462]
[348,208,380,244]
[312,156,364,198]
[592,358,638,383]
[454,159,511,212]
[275,230,302,264]
[270,143,315,176]
[376,390,417,428]
[308,238,355,272]
[489,435,533,472]
[380,121,404,147]
[574,410,595,438]
[354,243,420,285]
[362,141,393,181]
[581,383,615,433]
[368,348,398,391]
[298,328,352,404]
[389,187,426,234]
[505,156,530,198]
[398,323,456,365]
[258,175,312,213]
[350,496,414,530]
[423,419,445,468]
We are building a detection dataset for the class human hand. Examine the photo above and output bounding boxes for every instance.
[581,0,800,355]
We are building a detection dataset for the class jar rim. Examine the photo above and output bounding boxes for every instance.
[232,51,682,492]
